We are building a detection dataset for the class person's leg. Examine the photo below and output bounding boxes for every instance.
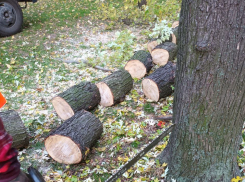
[0,93,43,182]
[9,171,32,182]
[0,118,30,182]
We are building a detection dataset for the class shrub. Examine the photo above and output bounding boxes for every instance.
[91,0,181,25]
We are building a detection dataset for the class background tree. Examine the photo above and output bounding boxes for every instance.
[138,0,147,9]
[158,0,245,181]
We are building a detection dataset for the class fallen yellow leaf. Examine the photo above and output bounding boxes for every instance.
[19,156,25,161]
[96,147,106,152]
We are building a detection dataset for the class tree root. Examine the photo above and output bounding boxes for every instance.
[156,144,171,165]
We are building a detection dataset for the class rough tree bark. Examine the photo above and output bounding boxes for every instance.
[96,70,133,107]
[151,42,177,66]
[158,0,245,181]
[125,50,153,79]
[142,62,175,102]
[51,81,100,120]
[0,110,29,149]
[45,110,103,164]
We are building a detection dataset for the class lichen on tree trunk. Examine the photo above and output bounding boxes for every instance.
[159,0,245,181]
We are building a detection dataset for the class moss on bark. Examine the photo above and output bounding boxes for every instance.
[159,0,245,181]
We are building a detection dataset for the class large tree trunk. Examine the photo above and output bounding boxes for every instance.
[0,110,29,149]
[159,0,245,181]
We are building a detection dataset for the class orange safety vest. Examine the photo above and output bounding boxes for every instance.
[0,92,6,108]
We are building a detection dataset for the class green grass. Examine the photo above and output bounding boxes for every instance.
[143,103,155,114]
[2,1,245,181]
[22,0,95,32]
[0,0,182,181]
[92,173,111,182]
[0,0,95,91]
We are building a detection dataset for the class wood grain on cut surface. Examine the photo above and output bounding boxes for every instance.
[142,62,176,101]
[45,110,103,164]
[147,39,159,53]
[51,81,100,120]
[125,50,153,79]
[151,42,177,66]
[97,70,133,106]
[142,79,159,101]
[96,82,114,107]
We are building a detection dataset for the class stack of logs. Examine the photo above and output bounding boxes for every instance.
[46,70,134,164]
[1,21,178,165]
[45,21,179,164]
[126,21,178,101]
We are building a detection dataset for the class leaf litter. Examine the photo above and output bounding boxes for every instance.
[1,2,245,182]
[1,19,173,182]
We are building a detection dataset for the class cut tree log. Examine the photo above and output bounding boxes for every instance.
[0,110,29,149]
[147,26,178,53]
[51,81,100,120]
[45,110,103,164]
[147,39,159,54]
[151,42,177,66]
[172,21,179,28]
[96,69,133,107]
[124,50,153,79]
[171,26,178,44]
[171,21,179,44]
[142,62,176,101]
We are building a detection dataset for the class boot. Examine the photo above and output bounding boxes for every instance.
[10,170,33,182]
[28,167,45,182]
[10,167,45,182]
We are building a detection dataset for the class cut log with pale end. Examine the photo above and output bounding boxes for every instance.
[51,81,100,120]
[172,21,179,28]
[142,62,176,101]
[45,110,103,164]
[147,39,159,54]
[148,25,179,53]
[0,110,29,149]
[125,50,153,79]
[151,42,177,66]
[171,26,178,44]
[96,69,133,107]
